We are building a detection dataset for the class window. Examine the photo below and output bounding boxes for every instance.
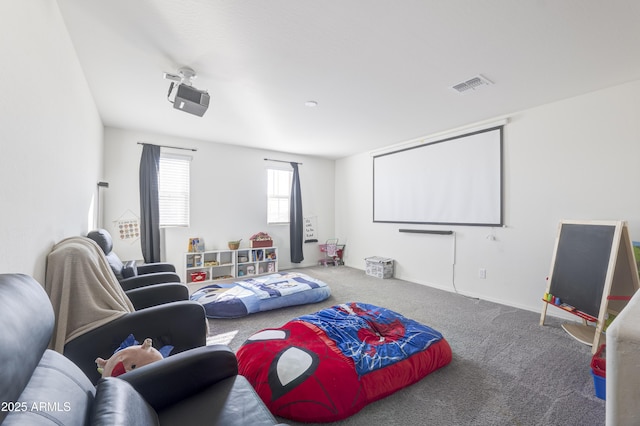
[159,153,191,227]
[267,168,292,224]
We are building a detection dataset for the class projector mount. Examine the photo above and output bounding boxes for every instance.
[164,67,198,101]
[163,66,197,87]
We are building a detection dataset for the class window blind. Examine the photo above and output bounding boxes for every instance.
[159,153,191,227]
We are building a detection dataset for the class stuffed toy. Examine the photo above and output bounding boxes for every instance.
[96,334,171,377]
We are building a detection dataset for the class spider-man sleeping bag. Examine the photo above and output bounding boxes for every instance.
[237,302,452,422]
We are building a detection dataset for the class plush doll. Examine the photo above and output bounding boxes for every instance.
[96,336,165,378]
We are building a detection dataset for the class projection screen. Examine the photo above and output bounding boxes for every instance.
[373,126,503,226]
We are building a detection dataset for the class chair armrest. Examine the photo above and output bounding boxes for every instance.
[119,272,181,291]
[120,345,238,411]
[136,262,176,275]
[122,260,138,279]
[64,301,207,384]
[91,377,159,425]
[126,283,189,310]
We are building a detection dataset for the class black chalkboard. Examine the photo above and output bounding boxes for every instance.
[548,223,615,318]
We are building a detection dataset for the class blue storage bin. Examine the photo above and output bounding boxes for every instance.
[591,370,606,400]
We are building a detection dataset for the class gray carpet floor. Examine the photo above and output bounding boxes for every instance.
[189,266,605,426]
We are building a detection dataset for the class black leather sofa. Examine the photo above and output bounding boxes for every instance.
[0,273,286,426]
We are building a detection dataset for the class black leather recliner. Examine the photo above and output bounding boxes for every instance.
[0,274,286,426]
[87,229,181,291]
[45,236,206,384]
[63,296,208,385]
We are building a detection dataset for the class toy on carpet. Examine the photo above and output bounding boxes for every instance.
[95,334,173,378]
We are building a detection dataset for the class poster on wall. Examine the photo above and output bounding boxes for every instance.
[304,216,318,243]
[114,210,140,243]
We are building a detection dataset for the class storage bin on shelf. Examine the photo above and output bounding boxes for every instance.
[365,256,394,279]
[249,232,273,248]
[250,239,273,248]
[190,271,207,283]
[590,343,606,400]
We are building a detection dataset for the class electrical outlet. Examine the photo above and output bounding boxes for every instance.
[479,268,487,279]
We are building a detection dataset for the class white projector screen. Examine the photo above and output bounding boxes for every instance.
[373,126,503,226]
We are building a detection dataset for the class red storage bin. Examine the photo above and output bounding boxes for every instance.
[190,271,207,282]
[250,239,273,248]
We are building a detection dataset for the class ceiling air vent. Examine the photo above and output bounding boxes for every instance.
[451,75,493,94]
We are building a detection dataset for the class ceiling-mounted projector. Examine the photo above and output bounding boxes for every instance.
[164,67,210,117]
[173,84,210,117]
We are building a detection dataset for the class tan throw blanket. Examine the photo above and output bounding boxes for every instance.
[45,236,135,353]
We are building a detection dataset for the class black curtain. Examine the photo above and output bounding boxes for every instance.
[139,144,161,263]
[290,162,304,263]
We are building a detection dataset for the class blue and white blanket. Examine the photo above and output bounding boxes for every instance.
[190,271,331,318]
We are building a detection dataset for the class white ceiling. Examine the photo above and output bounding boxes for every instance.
[56,0,640,160]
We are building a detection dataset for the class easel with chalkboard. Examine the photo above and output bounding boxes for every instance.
[539,220,639,354]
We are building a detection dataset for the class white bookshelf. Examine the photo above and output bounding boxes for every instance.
[184,247,278,285]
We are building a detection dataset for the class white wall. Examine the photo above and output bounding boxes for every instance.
[103,127,335,279]
[0,1,103,283]
[6,2,637,316]
[336,80,640,314]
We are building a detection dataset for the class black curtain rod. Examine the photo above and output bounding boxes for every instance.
[264,158,302,165]
[137,142,197,152]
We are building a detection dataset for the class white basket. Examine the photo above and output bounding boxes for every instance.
[365,256,394,279]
